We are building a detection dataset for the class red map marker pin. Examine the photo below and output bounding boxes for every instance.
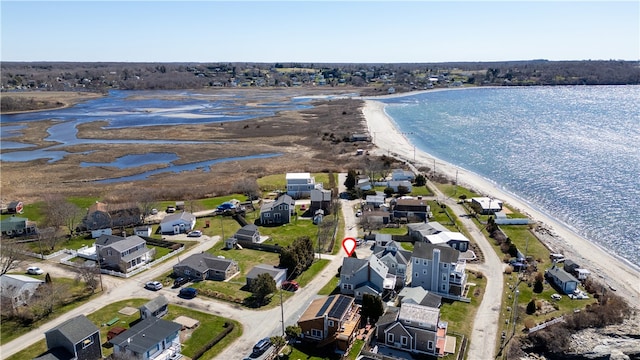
[342,237,357,257]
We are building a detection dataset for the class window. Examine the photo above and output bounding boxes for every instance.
[428,341,433,350]
[423,260,427,265]
[387,333,394,343]
[82,337,94,349]
[444,263,448,267]
[328,320,334,327]
[423,270,427,274]
[401,336,408,346]
[415,259,419,264]
[442,285,446,290]
[185,270,191,275]
[264,213,270,217]
[343,284,352,290]
[414,272,418,278]
[311,329,323,338]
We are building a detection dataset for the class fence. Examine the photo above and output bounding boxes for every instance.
[527,316,565,334]
[22,248,67,260]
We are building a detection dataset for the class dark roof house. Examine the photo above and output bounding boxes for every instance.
[110,317,182,360]
[173,252,239,281]
[41,315,102,360]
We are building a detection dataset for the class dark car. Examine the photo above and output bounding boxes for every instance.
[173,277,189,288]
[179,287,197,299]
[251,337,272,357]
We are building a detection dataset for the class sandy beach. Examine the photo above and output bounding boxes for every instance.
[362,95,640,307]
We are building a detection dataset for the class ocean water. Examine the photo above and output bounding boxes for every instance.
[380,86,640,268]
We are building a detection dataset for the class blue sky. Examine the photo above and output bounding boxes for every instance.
[1,1,638,63]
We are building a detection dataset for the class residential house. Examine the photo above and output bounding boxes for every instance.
[96,234,155,273]
[260,194,295,225]
[391,169,415,182]
[0,216,37,237]
[411,242,468,299]
[134,226,152,237]
[159,212,196,234]
[140,295,169,320]
[110,317,181,360]
[407,222,449,240]
[376,303,449,357]
[80,202,141,231]
[42,315,102,360]
[372,240,412,288]
[397,287,442,308]
[393,198,430,222]
[173,252,239,281]
[286,172,322,198]
[0,274,44,309]
[340,255,391,301]
[349,133,370,142]
[297,295,361,352]
[234,224,261,243]
[387,180,413,193]
[310,189,332,215]
[365,194,386,208]
[246,264,287,288]
[361,210,392,227]
[470,197,503,215]
[546,266,579,295]
[356,175,372,191]
[424,232,470,252]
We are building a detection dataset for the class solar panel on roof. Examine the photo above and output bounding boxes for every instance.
[316,295,335,317]
[328,296,351,319]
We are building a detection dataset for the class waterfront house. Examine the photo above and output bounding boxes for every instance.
[470,197,503,215]
[96,234,155,273]
[391,169,415,182]
[173,252,239,281]
[160,211,196,234]
[411,242,467,299]
[110,317,181,360]
[298,295,361,352]
[42,315,102,360]
[372,240,412,288]
[546,266,579,295]
[260,194,295,225]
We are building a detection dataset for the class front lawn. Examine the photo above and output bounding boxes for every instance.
[7,299,242,360]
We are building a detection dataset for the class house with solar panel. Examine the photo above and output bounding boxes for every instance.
[297,294,361,352]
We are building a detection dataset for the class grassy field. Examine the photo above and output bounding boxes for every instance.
[6,299,241,360]
[257,173,336,194]
[439,270,487,338]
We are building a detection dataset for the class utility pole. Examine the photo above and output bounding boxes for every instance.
[280,288,285,336]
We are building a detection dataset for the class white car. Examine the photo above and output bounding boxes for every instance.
[355,210,363,217]
[187,230,202,237]
[26,266,44,275]
[551,293,562,300]
[145,281,163,291]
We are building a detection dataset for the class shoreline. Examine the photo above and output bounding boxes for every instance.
[361,91,640,306]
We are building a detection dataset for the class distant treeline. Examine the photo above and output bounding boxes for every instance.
[1,60,638,93]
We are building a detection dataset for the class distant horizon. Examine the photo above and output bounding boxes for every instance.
[2,1,638,63]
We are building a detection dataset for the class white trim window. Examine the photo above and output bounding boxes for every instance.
[387,333,394,343]
[311,329,323,338]
[401,336,408,346]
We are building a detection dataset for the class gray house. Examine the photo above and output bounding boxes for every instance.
[246,264,287,288]
[173,252,239,281]
[235,224,260,243]
[260,194,295,225]
[340,255,391,301]
[110,317,181,360]
[0,274,44,309]
[96,234,155,273]
[546,266,579,295]
[310,189,332,215]
[0,216,37,237]
[372,240,412,288]
[140,295,169,320]
[411,242,467,299]
[43,315,102,360]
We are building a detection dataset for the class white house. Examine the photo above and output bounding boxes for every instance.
[286,173,322,198]
[391,169,415,182]
[470,197,503,215]
[0,274,44,308]
[160,212,196,234]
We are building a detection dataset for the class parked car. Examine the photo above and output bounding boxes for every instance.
[173,277,189,288]
[281,280,299,292]
[551,293,562,300]
[355,210,363,217]
[179,287,198,299]
[187,230,202,237]
[251,337,272,357]
[166,206,176,213]
[26,266,44,275]
[145,281,163,291]
[150,208,158,215]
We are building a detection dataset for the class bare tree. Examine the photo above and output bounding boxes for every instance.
[316,218,335,253]
[43,194,82,235]
[0,241,27,275]
[29,281,71,319]
[37,226,62,252]
[132,189,159,223]
[76,264,100,293]
[233,177,260,200]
